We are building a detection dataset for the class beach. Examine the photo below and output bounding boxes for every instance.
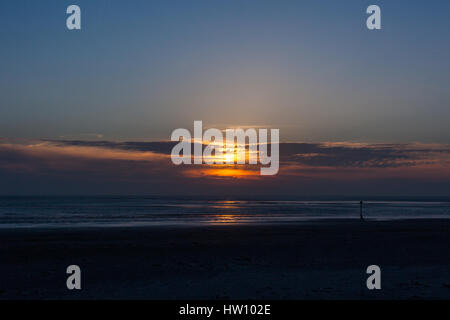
[0,219,449,299]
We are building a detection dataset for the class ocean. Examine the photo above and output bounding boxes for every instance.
[0,197,449,228]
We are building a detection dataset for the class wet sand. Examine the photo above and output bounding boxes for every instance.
[0,219,449,299]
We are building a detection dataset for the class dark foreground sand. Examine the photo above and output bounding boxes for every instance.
[0,219,449,299]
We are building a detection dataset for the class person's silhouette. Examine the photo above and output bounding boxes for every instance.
[360,200,364,220]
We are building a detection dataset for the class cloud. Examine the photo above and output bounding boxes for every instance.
[280,142,450,168]
[0,139,448,196]
[47,139,450,168]
[44,139,176,154]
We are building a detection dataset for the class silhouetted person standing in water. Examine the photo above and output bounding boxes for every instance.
[360,200,364,220]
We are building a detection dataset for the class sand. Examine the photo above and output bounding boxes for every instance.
[0,219,449,299]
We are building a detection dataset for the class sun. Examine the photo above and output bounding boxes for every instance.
[223,148,237,163]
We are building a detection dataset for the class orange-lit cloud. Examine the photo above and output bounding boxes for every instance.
[0,139,449,196]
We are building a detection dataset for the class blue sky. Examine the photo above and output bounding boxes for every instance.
[0,1,449,196]
[0,0,449,142]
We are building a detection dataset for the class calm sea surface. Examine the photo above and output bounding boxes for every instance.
[0,197,449,228]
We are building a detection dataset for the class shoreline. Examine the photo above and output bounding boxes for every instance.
[1,217,450,231]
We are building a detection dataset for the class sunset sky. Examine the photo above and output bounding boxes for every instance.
[0,0,449,196]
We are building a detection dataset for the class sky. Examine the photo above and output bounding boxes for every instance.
[0,1,449,196]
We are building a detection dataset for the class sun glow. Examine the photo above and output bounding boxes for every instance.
[171,121,280,175]
[191,141,262,178]
[185,166,260,179]
[201,142,252,164]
